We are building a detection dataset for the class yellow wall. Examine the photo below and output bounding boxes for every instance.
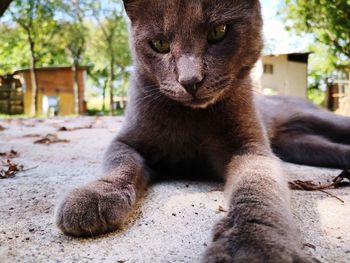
[24,90,74,116]
[24,90,32,115]
[59,93,74,116]
[260,55,308,99]
[19,68,86,116]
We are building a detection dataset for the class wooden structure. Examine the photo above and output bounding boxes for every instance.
[14,66,88,116]
[327,79,350,115]
[0,75,24,115]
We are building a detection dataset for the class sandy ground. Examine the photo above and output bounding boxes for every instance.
[0,117,349,263]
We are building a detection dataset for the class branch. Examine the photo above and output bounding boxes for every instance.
[9,10,31,34]
[92,10,109,41]
[325,31,350,59]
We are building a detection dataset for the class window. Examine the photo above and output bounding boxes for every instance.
[263,64,274,74]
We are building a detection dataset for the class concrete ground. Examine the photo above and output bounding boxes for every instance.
[0,117,349,263]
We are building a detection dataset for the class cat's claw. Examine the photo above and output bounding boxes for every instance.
[55,180,135,237]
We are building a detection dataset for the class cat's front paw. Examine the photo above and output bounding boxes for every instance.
[203,218,317,263]
[203,240,316,263]
[55,180,136,237]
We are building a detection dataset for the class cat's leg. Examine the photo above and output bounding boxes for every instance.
[204,154,314,263]
[272,133,350,169]
[283,111,350,145]
[55,140,150,237]
[315,112,350,145]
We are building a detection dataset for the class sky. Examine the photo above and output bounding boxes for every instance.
[260,0,310,54]
[1,0,310,55]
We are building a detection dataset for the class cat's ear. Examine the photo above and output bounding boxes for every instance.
[122,0,138,20]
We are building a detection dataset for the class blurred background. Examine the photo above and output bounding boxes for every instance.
[0,0,349,117]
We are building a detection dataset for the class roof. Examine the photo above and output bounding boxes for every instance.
[13,65,91,74]
[261,52,313,64]
[262,52,313,57]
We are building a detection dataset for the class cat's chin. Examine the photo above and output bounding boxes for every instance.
[161,92,217,109]
[184,89,228,109]
[183,97,217,109]
[160,90,224,109]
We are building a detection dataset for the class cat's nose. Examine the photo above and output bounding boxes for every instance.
[179,77,204,97]
[176,55,204,97]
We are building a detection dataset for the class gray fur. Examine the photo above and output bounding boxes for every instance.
[55,1,348,262]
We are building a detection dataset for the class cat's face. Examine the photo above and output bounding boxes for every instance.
[124,0,263,109]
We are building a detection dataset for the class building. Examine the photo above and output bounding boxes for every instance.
[12,66,88,116]
[253,52,312,99]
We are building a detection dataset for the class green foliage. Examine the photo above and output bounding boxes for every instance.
[0,0,70,74]
[8,0,68,65]
[281,0,350,106]
[0,0,132,113]
[308,87,326,106]
[58,1,88,64]
[87,14,131,68]
[0,24,29,75]
[86,15,130,72]
[85,2,131,113]
[282,0,350,69]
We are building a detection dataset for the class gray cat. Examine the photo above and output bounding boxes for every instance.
[56,0,349,262]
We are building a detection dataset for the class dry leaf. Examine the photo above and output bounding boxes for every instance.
[0,125,6,131]
[289,170,350,203]
[0,160,24,179]
[34,134,70,145]
[289,170,350,191]
[57,124,93,132]
[0,150,18,159]
[217,205,227,213]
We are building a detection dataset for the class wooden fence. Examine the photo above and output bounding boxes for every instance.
[327,79,350,116]
[0,82,24,115]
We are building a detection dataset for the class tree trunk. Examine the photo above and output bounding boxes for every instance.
[72,60,80,115]
[121,69,126,109]
[102,77,108,112]
[29,38,39,116]
[109,57,115,116]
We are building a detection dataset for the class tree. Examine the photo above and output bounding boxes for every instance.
[0,24,30,75]
[8,0,61,115]
[1,0,131,115]
[59,0,88,114]
[281,0,350,107]
[88,1,131,115]
[282,0,350,69]
[87,67,109,112]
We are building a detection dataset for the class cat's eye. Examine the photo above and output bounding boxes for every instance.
[150,39,171,53]
[207,25,227,44]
